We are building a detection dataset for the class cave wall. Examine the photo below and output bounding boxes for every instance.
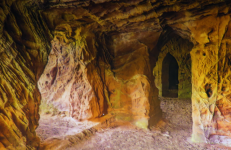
[38,23,163,128]
[0,0,51,149]
[38,24,108,120]
[38,2,163,128]
[105,31,162,128]
[153,35,193,98]
[166,5,231,144]
[189,13,231,143]
[215,20,231,142]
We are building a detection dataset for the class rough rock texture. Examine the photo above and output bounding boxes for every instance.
[186,10,231,144]
[1,0,231,149]
[104,31,162,128]
[0,0,51,149]
[37,0,231,146]
[153,35,193,98]
[38,24,162,128]
[38,25,108,120]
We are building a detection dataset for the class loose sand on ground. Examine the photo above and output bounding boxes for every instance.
[37,98,231,150]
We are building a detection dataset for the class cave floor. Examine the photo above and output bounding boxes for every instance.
[36,98,230,150]
[36,114,100,142]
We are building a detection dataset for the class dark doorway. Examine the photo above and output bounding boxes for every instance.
[162,53,179,97]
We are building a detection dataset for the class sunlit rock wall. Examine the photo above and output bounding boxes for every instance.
[153,35,193,98]
[38,25,107,120]
[0,0,51,149]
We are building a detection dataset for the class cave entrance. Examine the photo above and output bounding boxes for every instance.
[162,53,179,98]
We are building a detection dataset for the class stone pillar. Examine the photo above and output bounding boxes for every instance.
[187,14,230,142]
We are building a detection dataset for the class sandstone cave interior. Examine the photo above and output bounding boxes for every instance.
[1,0,231,150]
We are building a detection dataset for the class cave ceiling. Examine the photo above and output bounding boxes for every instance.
[37,0,230,44]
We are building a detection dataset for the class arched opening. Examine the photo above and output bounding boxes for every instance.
[152,32,194,148]
[162,53,179,98]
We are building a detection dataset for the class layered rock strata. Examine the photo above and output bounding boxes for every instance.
[0,0,51,149]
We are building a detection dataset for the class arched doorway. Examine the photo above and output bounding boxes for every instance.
[162,53,179,97]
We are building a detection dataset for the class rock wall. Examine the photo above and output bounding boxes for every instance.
[38,24,108,120]
[186,9,231,144]
[38,3,163,129]
[38,25,163,128]
[166,4,231,144]
[153,35,193,98]
[0,0,51,149]
[104,31,162,128]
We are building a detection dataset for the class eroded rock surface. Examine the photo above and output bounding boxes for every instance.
[38,25,107,120]
[0,0,50,149]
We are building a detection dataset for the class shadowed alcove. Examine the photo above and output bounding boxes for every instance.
[153,30,193,99]
[162,53,179,98]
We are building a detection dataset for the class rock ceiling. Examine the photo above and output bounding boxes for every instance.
[39,0,229,39]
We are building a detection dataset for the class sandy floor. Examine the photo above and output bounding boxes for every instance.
[36,98,231,150]
[36,115,99,141]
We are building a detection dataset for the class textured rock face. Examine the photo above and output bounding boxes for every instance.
[38,25,107,120]
[185,13,231,143]
[1,0,231,149]
[0,0,50,149]
[104,31,162,127]
[0,34,41,149]
[38,25,162,127]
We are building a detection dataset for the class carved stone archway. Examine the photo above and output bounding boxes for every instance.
[162,53,179,98]
[153,35,193,99]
